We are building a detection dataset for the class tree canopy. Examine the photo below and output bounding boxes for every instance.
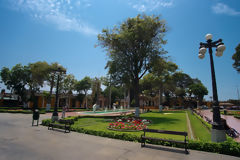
[0,64,30,103]
[232,43,240,74]
[98,14,167,116]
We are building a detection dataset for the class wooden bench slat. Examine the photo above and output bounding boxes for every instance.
[141,136,187,144]
[143,129,187,136]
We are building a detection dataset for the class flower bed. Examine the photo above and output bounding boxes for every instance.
[108,117,151,131]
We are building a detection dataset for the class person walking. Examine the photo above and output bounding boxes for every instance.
[62,106,66,119]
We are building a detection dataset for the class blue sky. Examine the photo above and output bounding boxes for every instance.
[0,0,239,101]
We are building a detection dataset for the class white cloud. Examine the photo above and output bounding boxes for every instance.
[128,0,173,12]
[133,4,146,12]
[212,3,240,16]
[8,0,98,35]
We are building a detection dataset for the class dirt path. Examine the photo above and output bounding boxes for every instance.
[186,111,194,140]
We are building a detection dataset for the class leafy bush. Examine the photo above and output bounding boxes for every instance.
[0,108,46,114]
[42,119,51,126]
[0,107,22,109]
[234,115,240,119]
[0,109,32,114]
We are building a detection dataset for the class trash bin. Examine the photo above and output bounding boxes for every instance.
[32,109,40,126]
[223,109,227,115]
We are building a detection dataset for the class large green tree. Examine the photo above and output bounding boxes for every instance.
[28,61,50,108]
[150,58,178,106]
[62,74,76,108]
[0,64,30,106]
[75,76,92,108]
[45,62,66,106]
[189,83,208,105]
[91,77,102,105]
[232,43,240,74]
[98,14,167,116]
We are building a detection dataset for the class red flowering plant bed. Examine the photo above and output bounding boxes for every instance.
[108,117,151,132]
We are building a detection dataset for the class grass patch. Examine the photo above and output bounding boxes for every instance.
[70,111,187,141]
[187,111,211,141]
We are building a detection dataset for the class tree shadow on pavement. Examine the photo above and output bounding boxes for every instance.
[143,144,188,155]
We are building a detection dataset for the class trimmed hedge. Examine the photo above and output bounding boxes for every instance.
[42,118,240,157]
[193,112,212,131]
[234,115,240,119]
[0,109,46,114]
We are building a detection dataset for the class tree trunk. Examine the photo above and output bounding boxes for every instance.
[159,84,163,112]
[85,91,88,109]
[133,78,140,117]
[42,96,45,108]
[128,88,130,109]
[68,95,71,109]
[47,76,54,104]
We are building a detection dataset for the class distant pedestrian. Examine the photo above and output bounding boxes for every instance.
[62,106,66,119]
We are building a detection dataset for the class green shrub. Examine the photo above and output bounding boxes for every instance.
[234,115,240,119]
[0,108,46,114]
[0,109,32,114]
[42,119,51,126]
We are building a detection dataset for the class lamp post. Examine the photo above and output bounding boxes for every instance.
[51,65,65,121]
[198,33,226,142]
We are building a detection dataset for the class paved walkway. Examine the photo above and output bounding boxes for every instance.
[200,109,240,142]
[0,113,239,160]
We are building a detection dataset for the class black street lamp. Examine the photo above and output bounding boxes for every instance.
[199,34,226,142]
[51,65,65,121]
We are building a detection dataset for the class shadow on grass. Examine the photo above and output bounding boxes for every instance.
[140,116,180,126]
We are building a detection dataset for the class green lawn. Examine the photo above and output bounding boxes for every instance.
[221,110,240,116]
[187,111,211,141]
[71,111,188,141]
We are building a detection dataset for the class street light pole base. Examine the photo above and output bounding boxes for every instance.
[211,128,226,142]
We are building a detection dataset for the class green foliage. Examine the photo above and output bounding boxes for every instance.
[0,109,32,114]
[232,43,240,74]
[75,76,92,95]
[0,64,30,103]
[103,86,124,104]
[0,108,46,114]
[98,14,168,113]
[140,73,158,97]
[28,61,49,89]
[45,62,67,103]
[91,77,101,104]
[189,83,208,103]
[188,138,240,157]
[234,115,240,119]
[172,72,193,89]
[62,74,76,94]
[0,62,68,107]
[42,119,51,126]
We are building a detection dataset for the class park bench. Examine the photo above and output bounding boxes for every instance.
[141,129,188,154]
[48,119,74,133]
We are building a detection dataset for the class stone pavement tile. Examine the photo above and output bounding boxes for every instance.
[1,113,240,160]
